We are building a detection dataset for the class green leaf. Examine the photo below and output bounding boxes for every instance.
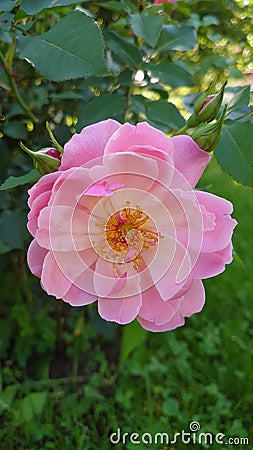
[77,93,127,130]
[16,11,109,81]
[3,121,28,140]
[162,397,180,416]
[29,392,48,416]
[21,0,83,15]
[0,210,28,249]
[99,0,136,14]
[119,320,147,365]
[0,0,17,13]
[104,30,141,68]
[214,121,253,187]
[202,15,219,26]
[14,392,47,425]
[0,384,19,415]
[0,12,14,31]
[147,62,195,87]
[145,100,185,132]
[128,13,163,47]
[156,25,198,53]
[225,85,251,113]
[0,169,40,190]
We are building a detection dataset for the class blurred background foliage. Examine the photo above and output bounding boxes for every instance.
[0,0,253,448]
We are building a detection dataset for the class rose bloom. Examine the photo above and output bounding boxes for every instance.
[27,120,236,332]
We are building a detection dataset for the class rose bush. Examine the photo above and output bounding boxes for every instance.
[27,120,237,332]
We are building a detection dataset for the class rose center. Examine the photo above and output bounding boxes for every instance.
[93,201,163,269]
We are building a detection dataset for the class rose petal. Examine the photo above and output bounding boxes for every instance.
[27,191,52,236]
[196,191,237,252]
[27,239,48,277]
[63,284,97,306]
[104,121,173,156]
[98,293,142,324]
[36,205,90,251]
[170,135,211,188]
[28,171,59,208]
[180,279,205,317]
[60,119,121,170]
[40,251,72,299]
[192,242,233,279]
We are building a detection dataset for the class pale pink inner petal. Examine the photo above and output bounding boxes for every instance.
[36,205,90,251]
[52,247,97,284]
[93,257,141,298]
[104,152,159,195]
[49,167,91,207]
[149,237,192,300]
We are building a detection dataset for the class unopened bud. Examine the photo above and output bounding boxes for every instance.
[20,143,61,175]
[187,80,227,127]
[187,105,227,153]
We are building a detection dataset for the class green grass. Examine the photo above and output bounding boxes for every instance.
[0,159,252,449]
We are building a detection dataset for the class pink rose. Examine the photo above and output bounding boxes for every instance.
[27,120,236,332]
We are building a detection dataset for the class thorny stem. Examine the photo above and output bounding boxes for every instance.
[0,48,39,123]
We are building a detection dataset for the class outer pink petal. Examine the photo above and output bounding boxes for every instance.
[196,191,237,252]
[27,191,52,236]
[104,121,172,156]
[28,171,59,208]
[27,239,48,277]
[137,279,204,332]
[137,313,184,332]
[138,284,177,325]
[170,135,211,188]
[180,279,205,317]
[98,294,142,324]
[196,190,234,215]
[62,284,97,306]
[60,119,121,170]
[40,251,72,299]
[192,242,233,279]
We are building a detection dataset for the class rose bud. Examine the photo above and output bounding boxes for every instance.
[20,143,61,175]
[187,105,227,153]
[187,81,227,128]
